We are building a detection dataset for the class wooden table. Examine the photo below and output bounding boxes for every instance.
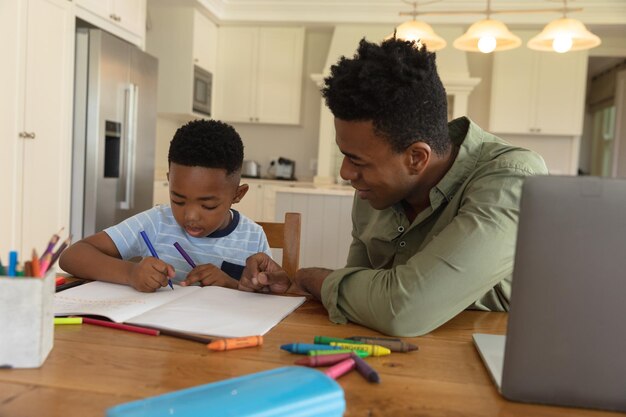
[0,302,620,417]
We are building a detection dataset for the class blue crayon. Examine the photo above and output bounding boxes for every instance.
[280,343,343,355]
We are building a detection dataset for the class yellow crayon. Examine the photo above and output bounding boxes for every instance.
[54,317,83,325]
[330,341,391,357]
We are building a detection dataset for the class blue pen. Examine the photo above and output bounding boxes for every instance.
[139,231,174,290]
[8,251,18,277]
[173,242,197,268]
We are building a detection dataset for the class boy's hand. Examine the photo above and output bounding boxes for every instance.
[239,253,306,295]
[181,264,238,289]
[129,257,175,292]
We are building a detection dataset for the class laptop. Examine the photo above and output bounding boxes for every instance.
[473,175,626,412]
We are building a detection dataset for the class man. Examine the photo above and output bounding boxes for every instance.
[239,38,548,336]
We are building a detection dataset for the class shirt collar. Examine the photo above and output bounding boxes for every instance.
[206,209,240,238]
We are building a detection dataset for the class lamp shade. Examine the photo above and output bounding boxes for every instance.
[453,18,521,53]
[394,20,447,51]
[527,17,601,53]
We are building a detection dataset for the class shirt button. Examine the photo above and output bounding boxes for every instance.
[399,241,406,247]
[397,226,405,232]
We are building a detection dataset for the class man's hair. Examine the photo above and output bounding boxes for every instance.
[322,38,450,156]
[168,119,244,175]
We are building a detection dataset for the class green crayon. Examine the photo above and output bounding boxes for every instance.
[308,349,369,358]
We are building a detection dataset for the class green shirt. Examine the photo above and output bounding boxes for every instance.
[320,117,548,336]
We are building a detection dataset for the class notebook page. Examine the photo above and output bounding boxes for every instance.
[127,286,306,337]
[54,281,197,323]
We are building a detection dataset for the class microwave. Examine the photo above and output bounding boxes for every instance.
[193,66,212,116]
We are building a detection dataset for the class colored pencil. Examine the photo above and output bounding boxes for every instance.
[82,317,159,336]
[39,253,52,277]
[173,242,197,268]
[139,325,213,344]
[40,227,63,262]
[55,279,87,292]
[49,235,72,269]
[31,249,41,278]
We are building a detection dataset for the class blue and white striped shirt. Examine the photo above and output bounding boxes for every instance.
[105,205,271,283]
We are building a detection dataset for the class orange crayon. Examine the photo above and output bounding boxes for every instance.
[207,336,263,351]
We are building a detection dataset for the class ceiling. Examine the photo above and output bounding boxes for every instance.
[193,0,626,29]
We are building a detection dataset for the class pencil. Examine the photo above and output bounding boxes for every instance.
[31,249,41,278]
[41,227,63,262]
[39,253,52,277]
[82,317,159,336]
[140,230,173,290]
[55,279,87,292]
[49,235,72,269]
[139,325,213,344]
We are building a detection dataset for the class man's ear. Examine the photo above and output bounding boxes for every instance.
[232,184,249,204]
[405,142,431,175]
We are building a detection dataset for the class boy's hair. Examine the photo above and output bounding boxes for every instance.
[168,119,244,175]
[321,38,450,156]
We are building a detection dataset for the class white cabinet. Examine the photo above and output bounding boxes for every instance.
[490,31,588,136]
[153,180,170,206]
[146,5,218,118]
[215,26,305,125]
[235,180,300,222]
[0,0,74,257]
[75,0,146,48]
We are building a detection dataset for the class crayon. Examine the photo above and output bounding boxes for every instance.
[54,317,83,325]
[280,343,343,355]
[207,336,262,351]
[348,336,419,352]
[140,230,173,290]
[351,352,380,383]
[308,349,370,358]
[173,242,197,268]
[8,251,18,277]
[313,336,364,345]
[323,357,356,380]
[347,335,402,343]
[330,342,391,357]
[82,317,159,336]
[295,352,359,367]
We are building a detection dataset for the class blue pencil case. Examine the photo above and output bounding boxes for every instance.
[106,366,345,417]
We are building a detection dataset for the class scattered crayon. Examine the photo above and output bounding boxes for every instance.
[280,343,343,355]
[330,342,391,357]
[351,352,380,383]
[323,357,356,380]
[308,349,369,358]
[295,352,357,367]
[313,336,364,345]
[348,336,419,352]
[207,336,263,351]
[54,317,83,325]
[347,335,402,343]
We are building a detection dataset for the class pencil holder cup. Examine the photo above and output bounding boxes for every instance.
[0,271,55,368]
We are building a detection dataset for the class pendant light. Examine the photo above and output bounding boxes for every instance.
[453,0,521,53]
[528,0,601,53]
[392,1,447,51]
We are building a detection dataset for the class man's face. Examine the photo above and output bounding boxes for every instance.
[335,119,415,210]
[167,163,245,238]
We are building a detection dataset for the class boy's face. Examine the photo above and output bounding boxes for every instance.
[167,163,248,238]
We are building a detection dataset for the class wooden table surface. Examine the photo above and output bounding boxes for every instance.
[0,301,621,417]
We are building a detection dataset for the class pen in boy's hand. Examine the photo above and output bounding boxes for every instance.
[139,231,174,290]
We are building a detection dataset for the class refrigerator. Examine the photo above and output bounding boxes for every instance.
[71,28,158,239]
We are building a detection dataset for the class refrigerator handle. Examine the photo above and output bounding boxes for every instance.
[119,84,138,210]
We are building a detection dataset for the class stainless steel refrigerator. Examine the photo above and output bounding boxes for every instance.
[71,28,158,239]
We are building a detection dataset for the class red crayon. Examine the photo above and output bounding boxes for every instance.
[295,352,355,367]
[82,317,159,336]
[323,357,356,380]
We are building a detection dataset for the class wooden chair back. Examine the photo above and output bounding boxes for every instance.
[257,212,301,278]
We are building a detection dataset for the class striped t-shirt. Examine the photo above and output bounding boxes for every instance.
[104,205,271,283]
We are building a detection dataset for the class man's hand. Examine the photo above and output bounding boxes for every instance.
[239,253,307,295]
[181,264,238,289]
[129,257,175,292]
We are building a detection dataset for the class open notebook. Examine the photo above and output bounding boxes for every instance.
[54,281,305,337]
[473,176,626,412]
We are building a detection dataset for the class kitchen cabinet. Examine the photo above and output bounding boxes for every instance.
[235,179,301,222]
[75,0,146,48]
[490,31,588,136]
[215,26,305,125]
[0,0,74,257]
[146,5,218,118]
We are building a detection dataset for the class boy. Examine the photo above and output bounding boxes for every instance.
[60,119,271,292]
